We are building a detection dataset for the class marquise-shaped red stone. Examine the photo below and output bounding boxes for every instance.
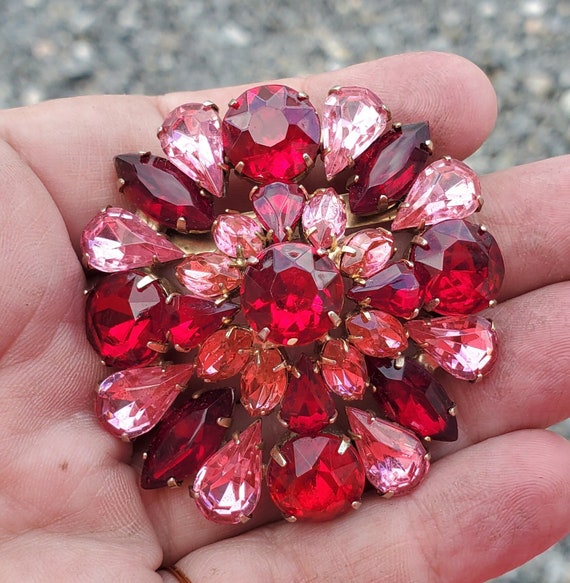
[115,153,214,232]
[348,122,431,215]
[141,388,234,489]
[367,357,458,441]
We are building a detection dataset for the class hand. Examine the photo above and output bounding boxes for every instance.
[0,52,568,583]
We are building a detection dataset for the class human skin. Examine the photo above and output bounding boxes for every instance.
[0,52,569,583]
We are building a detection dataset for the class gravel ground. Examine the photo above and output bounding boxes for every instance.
[1,0,569,581]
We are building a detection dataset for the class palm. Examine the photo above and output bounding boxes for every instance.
[0,53,569,583]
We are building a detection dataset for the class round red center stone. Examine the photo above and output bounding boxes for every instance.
[266,433,365,521]
[240,242,344,346]
[222,84,321,183]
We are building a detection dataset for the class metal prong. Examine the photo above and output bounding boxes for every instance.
[351,500,362,510]
[217,417,232,428]
[270,445,287,467]
[303,153,314,168]
[176,216,188,232]
[167,477,180,489]
[234,161,245,174]
[448,405,457,417]
[136,273,158,290]
[257,327,270,342]
[284,514,297,523]
[147,341,169,353]
[328,311,342,327]
[411,235,429,248]
[337,435,352,455]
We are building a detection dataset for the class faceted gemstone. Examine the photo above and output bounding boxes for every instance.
[222,84,321,182]
[340,228,394,279]
[301,188,347,249]
[411,219,505,315]
[141,388,234,489]
[85,271,170,368]
[241,348,288,416]
[241,242,344,346]
[347,261,424,319]
[266,432,365,521]
[212,213,265,258]
[158,102,225,197]
[176,252,242,299]
[321,86,389,180]
[81,207,184,272]
[251,182,305,243]
[392,158,481,231]
[280,355,337,434]
[348,123,431,215]
[115,153,214,232]
[192,422,263,525]
[367,357,458,441]
[167,295,239,351]
[95,364,192,440]
[407,315,498,381]
[346,310,408,358]
[346,407,429,496]
[196,327,254,381]
[320,339,368,400]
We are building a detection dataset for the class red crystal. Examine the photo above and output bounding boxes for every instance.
[279,355,337,434]
[85,271,169,368]
[340,228,394,279]
[347,260,424,319]
[411,219,505,315]
[95,364,192,440]
[196,327,254,381]
[348,123,431,215]
[346,407,429,496]
[367,357,457,441]
[320,339,368,400]
[251,182,305,243]
[241,348,288,416]
[141,388,234,489]
[301,187,347,249]
[81,207,184,272]
[222,84,320,182]
[212,213,264,258]
[192,422,263,525]
[115,153,214,232]
[407,315,498,381]
[176,252,242,299]
[168,295,238,351]
[346,310,408,358]
[240,242,344,346]
[266,432,365,521]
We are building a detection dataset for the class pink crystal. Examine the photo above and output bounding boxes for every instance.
[340,228,394,279]
[95,364,192,440]
[302,188,347,249]
[322,87,389,180]
[212,213,265,258]
[320,339,368,400]
[392,158,481,230]
[407,315,498,381]
[346,407,429,496]
[251,182,305,243]
[81,207,184,272]
[158,102,225,197]
[192,422,263,524]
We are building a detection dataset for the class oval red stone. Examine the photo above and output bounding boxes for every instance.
[115,153,214,232]
[222,84,321,183]
[411,219,505,315]
[240,242,344,346]
[367,357,458,441]
[85,271,170,368]
[266,432,365,521]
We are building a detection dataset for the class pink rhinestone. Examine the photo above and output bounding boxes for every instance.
[320,339,368,400]
[322,86,389,180]
[346,310,408,358]
[392,158,481,230]
[212,213,265,258]
[340,228,394,279]
[302,188,347,249]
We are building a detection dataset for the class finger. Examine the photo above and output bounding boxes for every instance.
[481,156,570,300]
[0,52,497,246]
[164,430,570,583]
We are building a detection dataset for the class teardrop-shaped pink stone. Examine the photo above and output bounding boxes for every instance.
[302,188,347,249]
[212,213,265,258]
[322,87,389,180]
[192,422,263,524]
[346,407,429,496]
[158,102,225,198]
[392,158,481,230]
[320,339,368,400]
[81,207,185,272]
[406,315,498,381]
[95,364,193,440]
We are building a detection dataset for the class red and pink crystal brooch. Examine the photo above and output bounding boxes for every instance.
[81,84,504,524]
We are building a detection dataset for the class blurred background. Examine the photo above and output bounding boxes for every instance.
[1,0,569,580]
